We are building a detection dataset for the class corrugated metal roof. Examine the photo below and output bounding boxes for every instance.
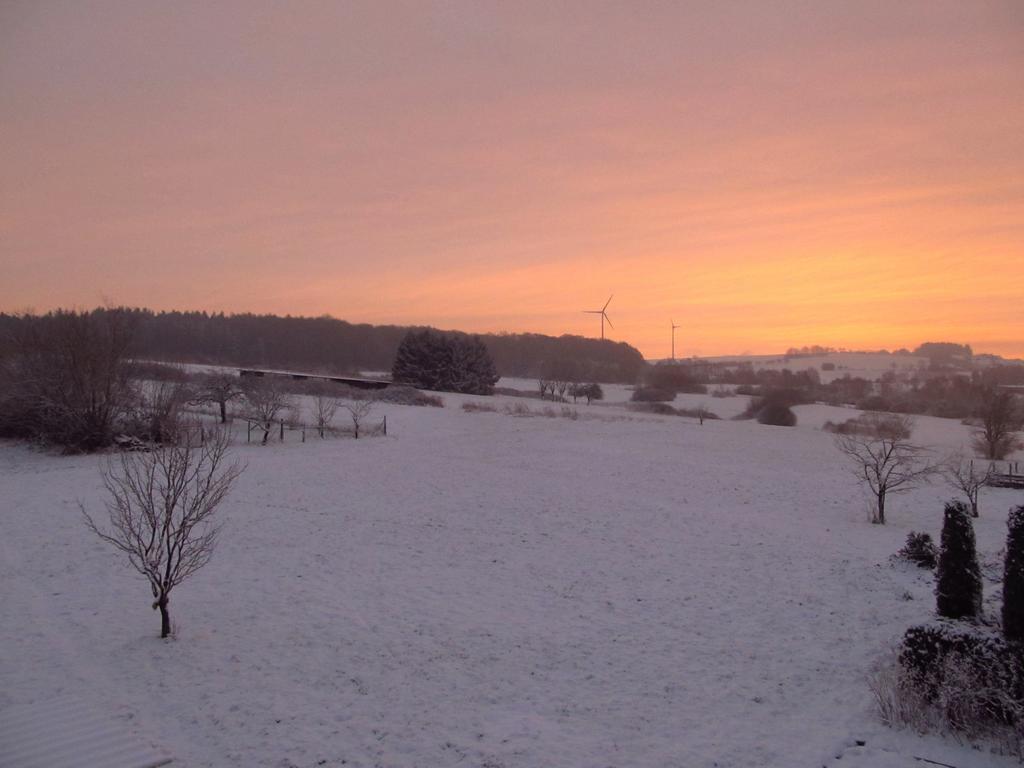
[0,697,172,768]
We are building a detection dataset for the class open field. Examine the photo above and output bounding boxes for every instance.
[1,390,1021,767]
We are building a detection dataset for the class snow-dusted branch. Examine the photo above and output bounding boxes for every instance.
[81,428,244,637]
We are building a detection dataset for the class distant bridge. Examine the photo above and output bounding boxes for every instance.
[237,367,391,390]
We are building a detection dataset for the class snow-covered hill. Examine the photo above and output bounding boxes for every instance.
[1,392,1019,767]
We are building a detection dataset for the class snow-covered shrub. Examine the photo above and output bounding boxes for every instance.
[503,402,532,417]
[756,402,796,427]
[462,401,497,413]
[121,380,189,445]
[898,531,938,569]
[1004,505,1024,642]
[894,622,1024,754]
[631,386,675,403]
[936,501,982,620]
[569,382,603,404]
[823,412,913,439]
[374,385,443,407]
[630,402,677,416]
[738,388,802,425]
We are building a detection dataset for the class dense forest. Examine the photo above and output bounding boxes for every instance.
[0,309,647,384]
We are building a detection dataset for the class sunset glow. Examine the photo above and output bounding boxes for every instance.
[2,1,1022,358]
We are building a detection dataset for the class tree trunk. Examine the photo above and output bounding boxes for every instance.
[158,597,171,638]
[875,492,886,525]
[219,400,227,423]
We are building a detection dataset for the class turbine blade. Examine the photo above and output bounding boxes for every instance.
[603,312,614,330]
[603,294,614,311]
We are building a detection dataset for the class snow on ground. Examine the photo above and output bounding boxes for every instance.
[1,394,1022,768]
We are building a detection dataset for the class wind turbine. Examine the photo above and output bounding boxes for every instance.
[671,319,680,361]
[584,294,614,340]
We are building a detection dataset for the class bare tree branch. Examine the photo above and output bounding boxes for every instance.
[81,428,244,637]
[834,413,936,524]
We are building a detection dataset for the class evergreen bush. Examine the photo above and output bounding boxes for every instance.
[391,330,499,395]
[899,531,938,569]
[936,500,982,620]
[1004,505,1024,642]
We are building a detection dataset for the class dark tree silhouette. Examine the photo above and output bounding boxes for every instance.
[0,309,136,450]
[192,372,243,423]
[392,330,499,395]
[1,309,647,383]
[1004,505,1024,642]
[936,500,982,621]
[972,388,1022,460]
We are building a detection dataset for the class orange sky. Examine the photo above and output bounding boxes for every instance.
[1,1,1022,359]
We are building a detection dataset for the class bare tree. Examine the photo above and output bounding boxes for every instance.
[834,413,935,524]
[943,452,994,518]
[129,379,189,444]
[191,372,243,423]
[344,399,374,439]
[312,394,340,437]
[82,429,244,638]
[241,377,292,444]
[3,309,136,450]
[972,389,1022,460]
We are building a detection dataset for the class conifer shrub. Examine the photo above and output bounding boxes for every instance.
[1004,505,1024,642]
[898,531,938,569]
[936,500,982,621]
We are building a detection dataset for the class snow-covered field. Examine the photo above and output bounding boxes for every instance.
[1,390,1021,767]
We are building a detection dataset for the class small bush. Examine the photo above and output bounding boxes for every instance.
[504,402,532,417]
[462,401,497,413]
[631,387,675,403]
[630,402,678,416]
[900,623,1024,726]
[873,627,1024,757]
[899,531,938,569]
[374,385,443,407]
[757,402,797,427]
[822,413,912,439]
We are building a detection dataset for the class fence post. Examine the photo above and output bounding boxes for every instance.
[247,420,251,443]
[383,414,387,436]
[280,420,285,441]
[302,428,305,443]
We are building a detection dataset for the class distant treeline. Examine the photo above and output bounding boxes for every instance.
[0,309,646,384]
